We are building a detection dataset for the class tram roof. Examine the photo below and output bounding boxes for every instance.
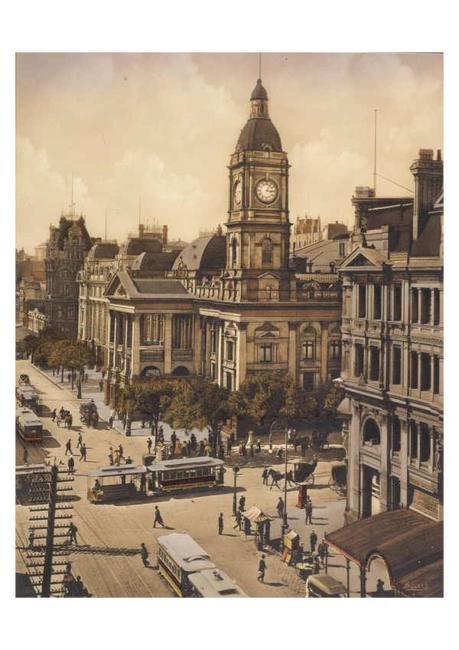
[157,533,216,572]
[16,409,42,426]
[17,387,38,397]
[188,569,248,597]
[16,464,49,476]
[88,464,148,478]
[148,457,224,472]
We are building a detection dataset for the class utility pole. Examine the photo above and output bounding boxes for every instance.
[373,109,378,194]
[41,464,58,597]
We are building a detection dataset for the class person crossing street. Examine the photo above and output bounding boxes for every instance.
[153,506,165,528]
[218,512,224,535]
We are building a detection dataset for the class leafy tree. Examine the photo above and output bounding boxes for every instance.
[230,371,289,427]
[162,377,230,435]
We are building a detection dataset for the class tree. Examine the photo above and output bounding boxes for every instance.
[230,371,289,427]
[119,378,176,432]
[162,377,230,436]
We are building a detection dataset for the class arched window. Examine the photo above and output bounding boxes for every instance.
[261,237,273,266]
[230,238,238,268]
[363,418,381,445]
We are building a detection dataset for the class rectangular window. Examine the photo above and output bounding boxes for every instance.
[420,288,431,324]
[210,329,216,354]
[410,422,418,459]
[393,284,402,321]
[303,372,315,391]
[420,352,431,391]
[391,417,401,453]
[411,288,419,323]
[433,289,440,325]
[358,285,367,318]
[392,346,401,385]
[329,340,341,360]
[226,340,235,361]
[339,242,345,257]
[303,340,314,360]
[369,346,380,382]
[225,371,233,392]
[419,423,431,463]
[260,343,273,363]
[410,352,418,389]
[433,356,440,394]
[373,285,382,320]
[354,343,364,377]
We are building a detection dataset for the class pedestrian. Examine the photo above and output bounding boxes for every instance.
[257,554,267,582]
[67,456,75,473]
[233,509,242,530]
[125,455,133,465]
[305,498,313,524]
[67,522,78,545]
[99,379,103,392]
[310,530,318,553]
[140,543,150,567]
[218,512,224,535]
[277,497,284,519]
[23,446,29,464]
[108,415,114,428]
[244,517,251,537]
[268,431,273,451]
[277,447,283,461]
[318,540,328,567]
[76,432,83,449]
[108,450,114,466]
[65,439,72,456]
[67,372,71,383]
[153,505,165,528]
[147,437,152,454]
[51,408,57,422]
[67,413,73,429]
[226,437,232,457]
[114,448,120,465]
[238,496,246,512]
[256,439,261,453]
[118,444,124,460]
[79,443,87,462]
[250,443,254,458]
[28,530,35,548]
[262,467,269,486]
[313,554,321,574]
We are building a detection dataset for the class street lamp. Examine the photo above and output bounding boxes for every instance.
[232,465,240,515]
[282,426,289,535]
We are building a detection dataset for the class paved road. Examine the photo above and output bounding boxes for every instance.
[16,359,371,597]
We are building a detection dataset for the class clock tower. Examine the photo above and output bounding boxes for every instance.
[225,78,294,301]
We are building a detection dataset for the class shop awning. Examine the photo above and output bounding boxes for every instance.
[325,509,443,597]
[244,506,273,524]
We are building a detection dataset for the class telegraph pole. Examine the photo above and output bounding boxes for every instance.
[41,464,58,597]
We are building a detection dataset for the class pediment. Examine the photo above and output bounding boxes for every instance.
[340,247,384,270]
[258,271,280,280]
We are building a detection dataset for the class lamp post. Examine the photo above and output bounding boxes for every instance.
[232,466,240,515]
[282,426,288,536]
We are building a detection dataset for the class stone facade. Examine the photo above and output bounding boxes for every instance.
[339,149,443,523]
[100,79,342,407]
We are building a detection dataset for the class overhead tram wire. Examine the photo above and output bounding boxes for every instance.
[375,172,414,194]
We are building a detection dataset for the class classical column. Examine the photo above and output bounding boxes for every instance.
[112,313,118,369]
[288,322,298,382]
[399,419,409,507]
[379,416,389,512]
[131,314,141,377]
[193,315,202,376]
[237,323,248,389]
[417,351,422,396]
[164,314,173,374]
[123,314,129,375]
[320,324,329,383]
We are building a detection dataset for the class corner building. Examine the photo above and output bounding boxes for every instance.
[102,79,342,406]
[339,149,443,523]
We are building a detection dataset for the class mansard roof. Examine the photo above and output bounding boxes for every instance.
[172,235,226,272]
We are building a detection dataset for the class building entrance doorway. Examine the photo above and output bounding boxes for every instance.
[362,466,380,518]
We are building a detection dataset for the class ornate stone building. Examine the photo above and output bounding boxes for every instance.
[339,149,443,523]
[44,213,93,338]
[102,79,342,407]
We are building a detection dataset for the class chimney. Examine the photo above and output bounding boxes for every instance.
[410,148,443,240]
[162,225,168,245]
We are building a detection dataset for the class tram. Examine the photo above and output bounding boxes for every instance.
[147,456,225,493]
[16,407,44,443]
[87,465,148,503]
[157,533,246,597]
[16,386,39,413]
[157,533,216,597]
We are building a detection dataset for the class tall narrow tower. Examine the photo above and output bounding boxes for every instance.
[226,79,293,301]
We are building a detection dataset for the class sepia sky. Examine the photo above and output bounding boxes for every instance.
[16,52,443,252]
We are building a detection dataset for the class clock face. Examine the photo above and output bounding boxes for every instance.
[233,180,242,207]
[256,179,278,204]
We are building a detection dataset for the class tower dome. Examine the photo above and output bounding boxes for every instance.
[236,79,282,153]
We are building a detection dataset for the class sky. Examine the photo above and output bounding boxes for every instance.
[16,52,443,252]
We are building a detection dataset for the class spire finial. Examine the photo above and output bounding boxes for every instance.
[258,52,261,80]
